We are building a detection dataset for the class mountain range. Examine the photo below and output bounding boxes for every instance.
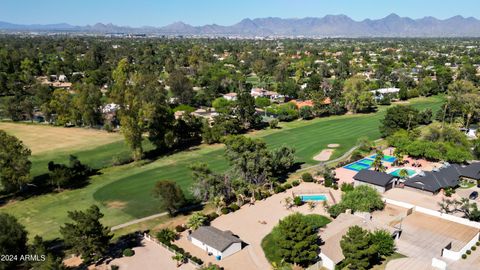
[2,14,480,37]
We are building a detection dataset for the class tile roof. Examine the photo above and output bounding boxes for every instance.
[353,170,395,187]
[404,163,480,193]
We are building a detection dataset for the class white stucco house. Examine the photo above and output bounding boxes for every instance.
[370,87,400,100]
[189,226,242,260]
[223,92,237,101]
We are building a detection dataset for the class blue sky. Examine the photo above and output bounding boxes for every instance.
[1,0,480,27]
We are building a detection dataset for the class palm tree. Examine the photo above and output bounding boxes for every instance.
[283,197,293,210]
[187,212,208,230]
[307,201,316,211]
[372,157,382,172]
[235,192,246,207]
[393,149,404,166]
[171,253,185,268]
[156,228,177,244]
[398,169,409,180]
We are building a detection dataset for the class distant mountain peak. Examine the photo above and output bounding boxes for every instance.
[1,14,480,37]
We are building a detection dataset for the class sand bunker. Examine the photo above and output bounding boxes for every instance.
[314,149,334,161]
[327,144,340,148]
[106,200,127,209]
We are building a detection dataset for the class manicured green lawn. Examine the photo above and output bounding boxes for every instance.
[0,96,444,240]
[261,214,331,266]
[30,140,155,177]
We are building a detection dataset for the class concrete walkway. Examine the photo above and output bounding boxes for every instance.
[111,212,169,231]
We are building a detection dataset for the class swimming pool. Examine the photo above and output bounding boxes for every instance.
[300,194,327,201]
[389,168,417,178]
[343,158,374,172]
[369,154,397,163]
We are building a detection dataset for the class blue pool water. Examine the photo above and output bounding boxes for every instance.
[369,154,397,163]
[389,168,417,177]
[300,194,327,201]
[343,158,375,171]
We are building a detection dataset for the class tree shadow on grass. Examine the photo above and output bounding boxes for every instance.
[0,169,102,205]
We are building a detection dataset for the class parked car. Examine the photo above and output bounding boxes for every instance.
[469,191,478,200]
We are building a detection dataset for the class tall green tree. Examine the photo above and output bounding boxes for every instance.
[0,213,28,270]
[276,213,319,267]
[168,70,195,105]
[340,226,377,270]
[152,180,186,215]
[60,205,112,263]
[343,76,372,113]
[74,83,103,127]
[236,90,259,129]
[370,229,395,258]
[190,162,228,201]
[223,135,272,185]
[380,105,420,137]
[0,130,32,192]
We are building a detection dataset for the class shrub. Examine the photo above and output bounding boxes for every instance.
[254,192,263,201]
[169,244,185,254]
[333,184,339,190]
[269,119,279,129]
[283,183,292,189]
[328,203,347,218]
[293,196,303,206]
[341,183,354,192]
[111,266,119,270]
[292,180,300,186]
[207,212,219,221]
[175,225,186,233]
[112,155,133,166]
[462,254,467,259]
[221,207,230,215]
[472,246,477,251]
[444,187,454,197]
[467,250,472,255]
[104,122,114,132]
[274,185,286,193]
[476,241,480,246]
[190,256,204,265]
[229,203,240,211]
[302,172,314,182]
[123,248,134,257]
[324,177,333,188]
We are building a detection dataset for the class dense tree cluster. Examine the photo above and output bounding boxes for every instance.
[340,226,395,270]
[0,130,31,193]
[186,135,296,212]
[60,205,112,262]
[328,185,384,218]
